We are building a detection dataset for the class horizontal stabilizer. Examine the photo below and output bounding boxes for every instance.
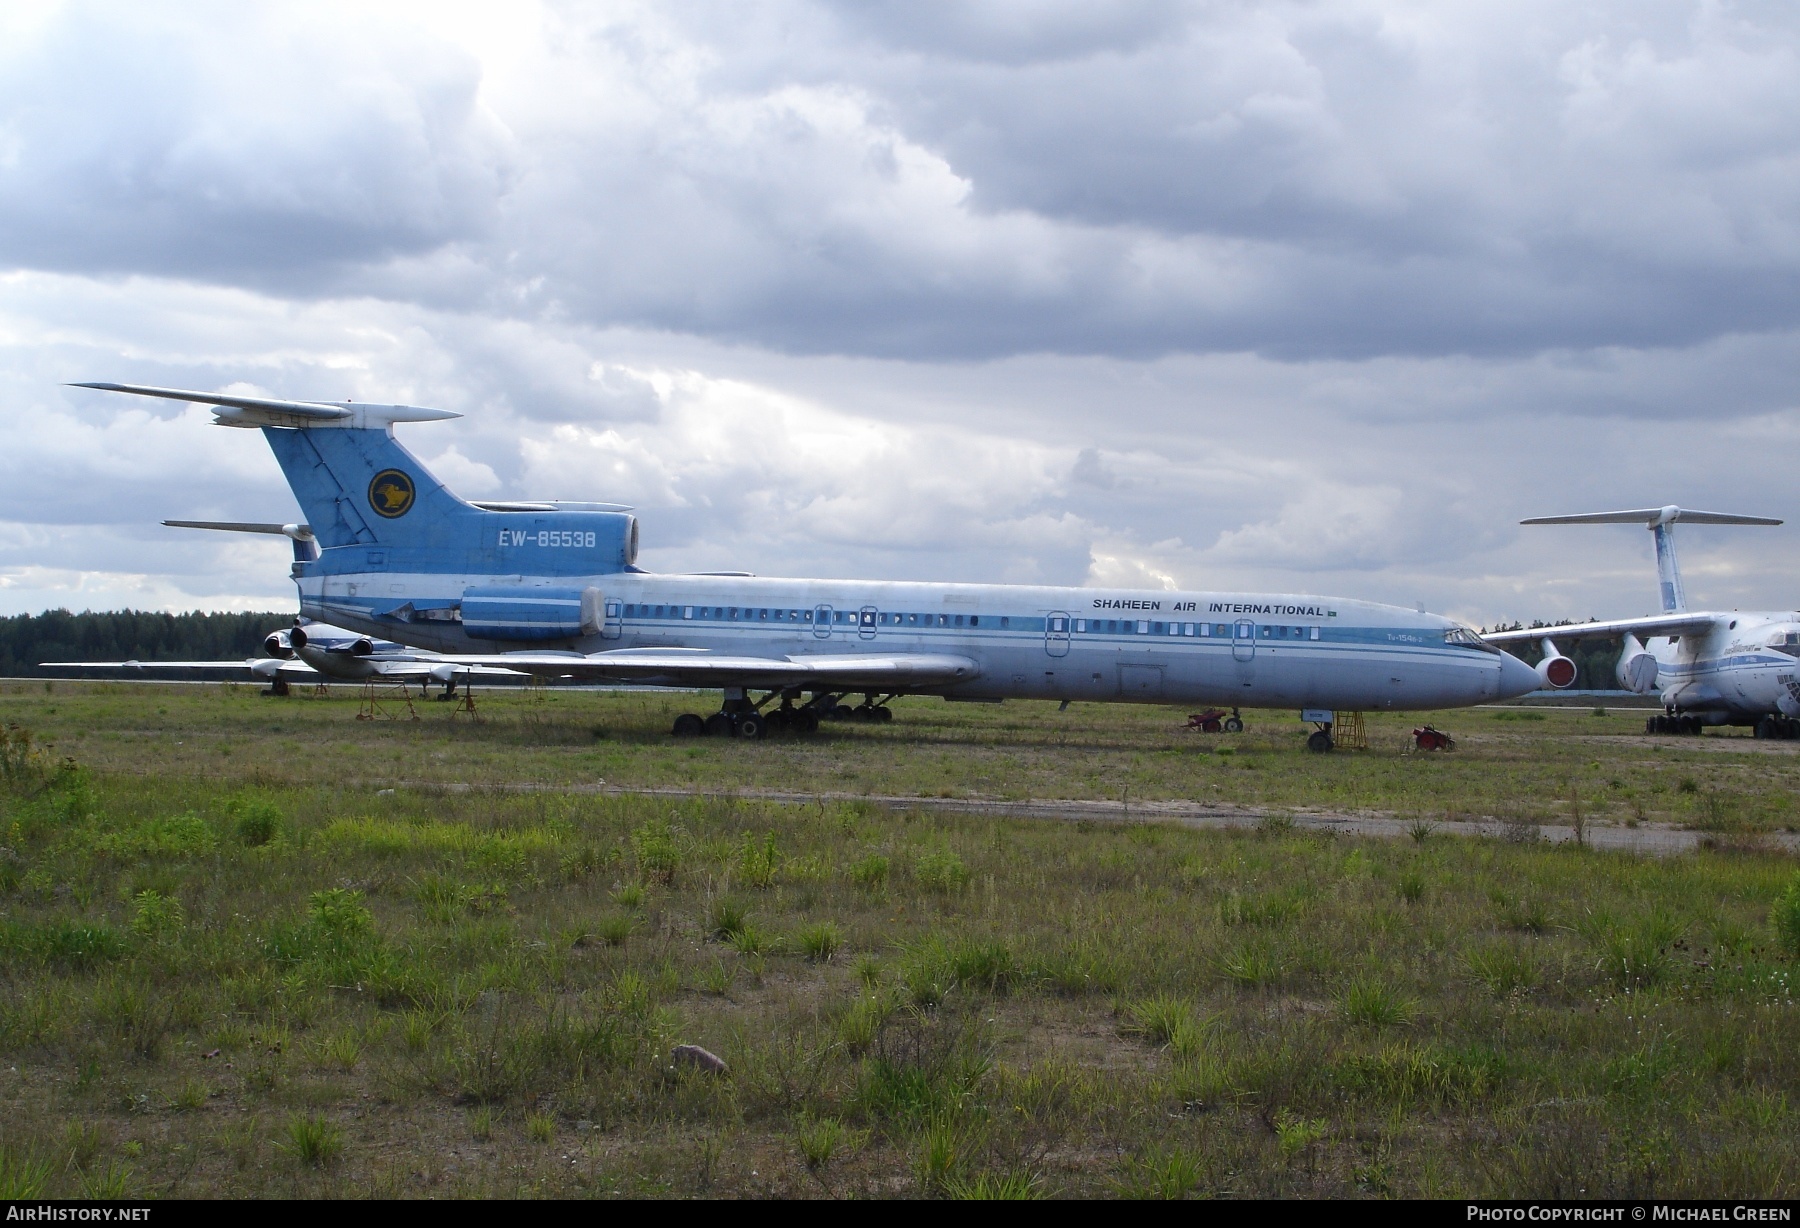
[70,382,461,430]
[164,520,313,541]
[471,501,635,513]
[1522,506,1781,527]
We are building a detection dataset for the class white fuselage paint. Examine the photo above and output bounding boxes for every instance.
[299,572,1533,711]
[1643,613,1800,720]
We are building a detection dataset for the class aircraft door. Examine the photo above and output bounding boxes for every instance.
[600,599,622,640]
[1045,611,1070,657]
[1232,620,1256,663]
[813,604,833,639]
[858,606,879,639]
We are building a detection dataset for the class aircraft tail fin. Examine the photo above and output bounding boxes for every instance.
[72,382,471,550]
[1521,505,1782,614]
[75,383,641,574]
[259,424,471,549]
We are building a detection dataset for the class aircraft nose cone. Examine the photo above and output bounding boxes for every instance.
[1496,651,1540,700]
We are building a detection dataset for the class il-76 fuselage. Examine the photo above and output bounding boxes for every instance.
[301,565,1533,711]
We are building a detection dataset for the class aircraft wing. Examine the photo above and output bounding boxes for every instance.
[436,648,980,689]
[38,657,529,684]
[363,659,531,682]
[1484,613,1722,645]
[39,658,314,680]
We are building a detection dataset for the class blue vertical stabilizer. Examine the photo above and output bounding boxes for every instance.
[262,426,467,550]
[71,382,642,584]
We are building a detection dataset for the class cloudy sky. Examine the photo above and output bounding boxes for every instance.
[4,0,1800,628]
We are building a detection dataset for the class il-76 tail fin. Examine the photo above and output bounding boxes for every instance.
[1521,505,1782,613]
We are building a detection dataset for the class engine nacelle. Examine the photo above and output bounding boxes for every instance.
[462,585,606,642]
[1615,633,1658,694]
[289,625,309,650]
[1536,637,1577,689]
[261,630,296,659]
[350,637,375,657]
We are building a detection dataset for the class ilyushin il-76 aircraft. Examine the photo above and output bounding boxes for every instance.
[68,382,1543,749]
[1486,507,1800,738]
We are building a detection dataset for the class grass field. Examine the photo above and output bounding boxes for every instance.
[3,682,1800,1198]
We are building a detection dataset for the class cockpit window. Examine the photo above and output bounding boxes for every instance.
[1445,626,1501,654]
[1768,631,1800,657]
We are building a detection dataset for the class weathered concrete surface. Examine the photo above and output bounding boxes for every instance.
[411,779,1797,857]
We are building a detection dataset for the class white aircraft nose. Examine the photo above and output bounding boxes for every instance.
[1497,651,1540,700]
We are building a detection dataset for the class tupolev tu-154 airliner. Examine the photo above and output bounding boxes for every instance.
[68,382,1542,749]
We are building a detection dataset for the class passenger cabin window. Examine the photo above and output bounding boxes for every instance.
[1000,617,1010,629]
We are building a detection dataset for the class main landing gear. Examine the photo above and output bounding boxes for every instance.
[1647,712,1705,736]
[1754,715,1800,740]
[822,695,894,723]
[672,690,891,739]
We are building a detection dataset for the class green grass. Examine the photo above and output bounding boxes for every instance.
[1,683,1800,1196]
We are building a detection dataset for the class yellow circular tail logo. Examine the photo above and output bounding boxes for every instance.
[368,469,416,518]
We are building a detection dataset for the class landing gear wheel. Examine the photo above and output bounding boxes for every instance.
[1306,730,1334,753]
[1223,715,1244,734]
[874,705,893,723]
[262,678,291,698]
[824,704,853,722]
[703,713,733,737]
[672,713,705,737]
[736,714,767,740]
[794,709,820,734]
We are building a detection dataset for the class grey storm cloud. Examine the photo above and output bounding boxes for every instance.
[3,1,1798,359]
[2,0,1800,624]
[0,4,510,288]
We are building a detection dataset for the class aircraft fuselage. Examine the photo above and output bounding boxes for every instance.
[301,568,1534,711]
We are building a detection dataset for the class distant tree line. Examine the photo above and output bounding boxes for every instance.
[1483,620,1626,691]
[0,609,292,677]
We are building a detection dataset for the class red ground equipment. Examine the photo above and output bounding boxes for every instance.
[1183,708,1243,733]
[1412,725,1455,751]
